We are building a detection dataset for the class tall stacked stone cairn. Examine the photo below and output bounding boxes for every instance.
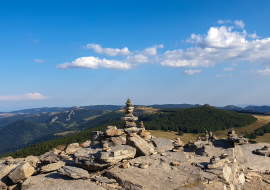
[122,98,155,156]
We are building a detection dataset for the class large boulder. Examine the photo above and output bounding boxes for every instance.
[98,145,136,163]
[151,137,173,152]
[21,172,105,190]
[104,128,124,137]
[39,150,61,165]
[65,143,82,154]
[8,162,35,183]
[75,145,136,171]
[81,140,91,148]
[41,161,65,173]
[0,164,18,189]
[58,166,90,179]
[126,134,154,156]
[24,156,40,168]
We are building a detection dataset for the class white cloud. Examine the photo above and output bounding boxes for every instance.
[217,20,232,24]
[143,44,164,56]
[33,59,43,63]
[0,93,46,101]
[126,54,148,63]
[161,25,270,67]
[234,20,245,29]
[57,57,133,70]
[84,44,132,56]
[223,67,234,71]
[182,70,201,75]
[252,68,270,76]
[216,74,233,77]
[34,39,40,43]
[248,32,261,39]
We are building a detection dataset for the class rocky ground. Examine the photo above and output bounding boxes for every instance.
[1,127,270,190]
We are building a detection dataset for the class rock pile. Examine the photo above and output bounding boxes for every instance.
[255,145,270,156]
[227,128,249,143]
[172,138,184,151]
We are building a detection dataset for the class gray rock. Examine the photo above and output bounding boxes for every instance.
[106,151,202,190]
[24,156,40,168]
[110,136,126,146]
[58,166,89,179]
[21,172,105,190]
[65,143,82,154]
[151,137,174,152]
[0,164,18,187]
[81,140,91,148]
[39,150,60,165]
[8,162,35,184]
[40,161,65,173]
[98,145,136,163]
[126,134,154,156]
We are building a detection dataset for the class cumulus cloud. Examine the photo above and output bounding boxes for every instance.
[57,57,133,70]
[33,59,43,63]
[0,93,46,101]
[234,20,245,29]
[217,20,232,24]
[248,32,261,39]
[182,70,202,75]
[84,44,132,56]
[161,25,270,68]
[223,67,234,71]
[252,68,270,76]
[126,54,148,63]
[143,44,164,56]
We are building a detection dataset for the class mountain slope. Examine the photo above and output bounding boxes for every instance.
[80,105,123,111]
[0,120,67,155]
[244,105,270,113]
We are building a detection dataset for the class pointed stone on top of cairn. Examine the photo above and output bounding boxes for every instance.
[122,98,138,128]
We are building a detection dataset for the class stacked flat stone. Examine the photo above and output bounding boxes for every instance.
[227,128,249,143]
[122,98,138,127]
[138,129,152,141]
[172,138,184,151]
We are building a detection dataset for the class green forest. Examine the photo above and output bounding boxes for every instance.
[140,106,257,133]
[3,106,257,158]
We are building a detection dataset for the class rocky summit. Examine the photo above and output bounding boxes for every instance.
[1,99,270,190]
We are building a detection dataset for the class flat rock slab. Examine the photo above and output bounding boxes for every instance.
[41,161,65,173]
[151,137,173,152]
[106,151,202,190]
[126,134,154,156]
[235,143,270,172]
[21,172,105,190]
[58,166,90,179]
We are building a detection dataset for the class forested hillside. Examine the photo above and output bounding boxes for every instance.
[140,106,257,133]
[0,111,125,156]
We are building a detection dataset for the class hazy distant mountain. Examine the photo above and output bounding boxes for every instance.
[244,105,270,113]
[218,105,244,111]
[148,104,201,109]
[80,105,123,111]
[10,107,70,114]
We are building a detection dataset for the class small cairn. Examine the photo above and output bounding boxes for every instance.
[227,128,248,143]
[172,138,184,151]
[137,122,152,141]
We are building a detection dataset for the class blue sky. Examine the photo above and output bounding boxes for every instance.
[1,0,270,111]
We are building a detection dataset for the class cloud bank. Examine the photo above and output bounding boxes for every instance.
[0,93,46,101]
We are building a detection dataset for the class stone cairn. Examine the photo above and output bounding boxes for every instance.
[121,98,139,134]
[227,128,249,144]
[172,138,184,151]
[203,130,217,142]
